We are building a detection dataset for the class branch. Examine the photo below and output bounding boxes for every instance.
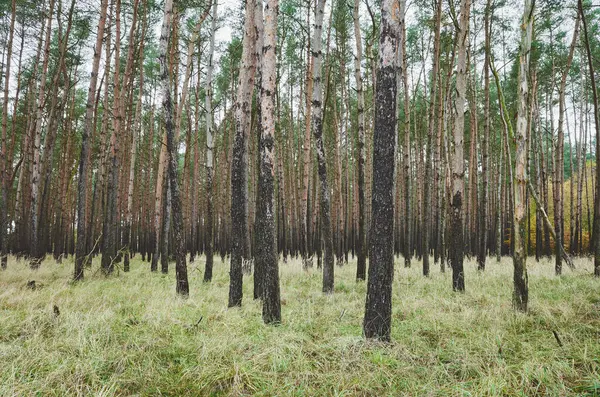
[527,181,575,270]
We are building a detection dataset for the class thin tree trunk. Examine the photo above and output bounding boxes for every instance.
[123,0,143,272]
[449,0,470,292]
[101,0,122,274]
[353,0,366,281]
[311,0,335,294]
[578,0,600,276]
[204,0,217,282]
[477,0,492,270]
[554,14,579,274]
[0,0,16,270]
[423,0,442,277]
[159,0,188,296]
[30,0,56,268]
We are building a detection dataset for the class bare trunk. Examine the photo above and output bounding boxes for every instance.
[30,0,56,268]
[311,0,335,293]
[578,0,600,276]
[363,0,400,341]
[230,0,259,307]
[449,0,470,292]
[159,0,188,296]
[256,0,281,323]
[0,0,17,269]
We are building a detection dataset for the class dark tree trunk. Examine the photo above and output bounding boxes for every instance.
[256,0,280,324]
[229,0,259,307]
[159,0,188,296]
[363,0,400,342]
[578,0,600,277]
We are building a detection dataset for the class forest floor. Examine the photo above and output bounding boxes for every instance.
[1,255,599,396]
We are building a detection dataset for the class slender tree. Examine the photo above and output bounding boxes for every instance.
[578,0,600,277]
[158,0,189,296]
[553,13,579,275]
[0,0,16,270]
[311,0,335,294]
[449,0,470,292]
[353,0,366,281]
[512,0,535,311]
[204,0,218,282]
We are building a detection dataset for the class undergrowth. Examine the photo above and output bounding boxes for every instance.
[1,255,599,396]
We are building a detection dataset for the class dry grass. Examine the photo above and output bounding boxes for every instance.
[1,254,599,396]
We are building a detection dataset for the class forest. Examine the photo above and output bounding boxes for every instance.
[1,0,600,394]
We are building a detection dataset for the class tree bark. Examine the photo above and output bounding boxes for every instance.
[101,0,122,275]
[158,0,188,296]
[353,0,366,281]
[256,0,281,324]
[363,0,401,342]
[578,0,600,276]
[478,0,492,271]
[554,14,579,275]
[449,0,470,292]
[204,0,217,282]
[230,0,259,307]
[311,0,335,294]
[0,0,16,270]
[29,0,56,269]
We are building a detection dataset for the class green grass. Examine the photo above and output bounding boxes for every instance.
[1,255,599,396]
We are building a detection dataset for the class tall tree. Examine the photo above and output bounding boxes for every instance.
[0,0,16,270]
[512,0,535,311]
[449,0,470,292]
[204,0,217,282]
[363,0,401,341]
[75,0,109,279]
[30,0,56,269]
[256,0,281,324]
[230,0,259,306]
[554,13,579,275]
[579,0,600,277]
[477,0,492,271]
[311,0,335,294]
[101,0,122,275]
[423,0,442,277]
[158,0,189,296]
[353,0,366,281]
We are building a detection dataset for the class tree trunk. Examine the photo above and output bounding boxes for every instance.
[423,0,442,277]
[353,0,366,281]
[449,0,470,292]
[363,0,401,342]
[478,0,492,270]
[0,0,17,270]
[554,15,579,274]
[101,0,122,275]
[204,0,217,282]
[311,0,335,293]
[256,0,281,324]
[123,0,143,272]
[158,0,188,296]
[29,0,56,269]
[578,0,600,276]
[230,0,259,307]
